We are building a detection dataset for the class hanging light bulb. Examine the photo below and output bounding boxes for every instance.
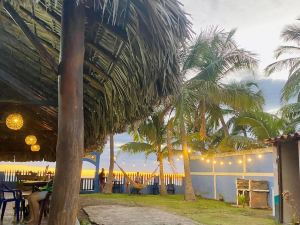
[258,154,263,159]
[25,135,37,145]
[213,160,217,164]
[238,159,243,164]
[247,158,252,162]
[220,161,224,165]
[201,157,205,161]
[6,113,24,130]
[206,159,210,163]
[228,161,232,165]
[31,144,40,152]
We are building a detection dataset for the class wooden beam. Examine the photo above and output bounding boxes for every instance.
[3,2,58,74]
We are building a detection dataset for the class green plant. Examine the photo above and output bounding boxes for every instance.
[80,219,91,225]
[238,194,246,208]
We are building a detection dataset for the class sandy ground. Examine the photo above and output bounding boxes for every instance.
[83,205,197,225]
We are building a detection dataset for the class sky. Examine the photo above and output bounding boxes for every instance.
[2,0,300,174]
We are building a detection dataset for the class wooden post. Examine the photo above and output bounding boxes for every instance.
[47,1,85,225]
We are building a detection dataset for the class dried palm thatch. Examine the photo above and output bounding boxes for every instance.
[0,0,191,161]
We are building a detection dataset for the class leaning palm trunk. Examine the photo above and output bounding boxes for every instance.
[200,101,207,140]
[158,151,167,195]
[180,122,196,201]
[103,134,114,194]
[220,115,229,137]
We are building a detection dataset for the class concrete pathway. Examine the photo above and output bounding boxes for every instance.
[84,205,198,225]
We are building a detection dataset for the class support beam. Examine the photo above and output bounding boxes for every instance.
[48,1,85,225]
[3,2,58,74]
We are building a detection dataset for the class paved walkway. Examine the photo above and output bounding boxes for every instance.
[84,205,197,225]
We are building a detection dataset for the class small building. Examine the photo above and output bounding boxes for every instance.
[190,148,274,206]
[267,133,300,224]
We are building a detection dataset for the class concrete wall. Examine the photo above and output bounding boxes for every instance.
[281,141,300,224]
[190,148,274,206]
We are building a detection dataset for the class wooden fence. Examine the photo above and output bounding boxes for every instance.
[0,170,184,193]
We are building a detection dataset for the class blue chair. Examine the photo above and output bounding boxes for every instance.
[0,174,24,222]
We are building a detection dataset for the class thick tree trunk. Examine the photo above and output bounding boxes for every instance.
[48,2,85,225]
[220,115,229,137]
[158,151,167,195]
[103,134,115,194]
[181,122,196,201]
[199,101,207,140]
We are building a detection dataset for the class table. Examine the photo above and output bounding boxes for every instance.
[23,181,49,192]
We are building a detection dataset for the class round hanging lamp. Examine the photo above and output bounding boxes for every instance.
[25,135,37,145]
[31,144,40,152]
[6,113,24,130]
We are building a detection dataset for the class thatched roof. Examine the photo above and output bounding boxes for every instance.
[0,0,191,161]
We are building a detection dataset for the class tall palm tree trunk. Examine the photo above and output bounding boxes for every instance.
[103,134,114,194]
[200,101,207,140]
[220,115,229,137]
[48,2,85,225]
[158,150,167,195]
[180,122,196,201]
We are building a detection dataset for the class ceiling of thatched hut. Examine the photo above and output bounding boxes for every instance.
[0,0,191,161]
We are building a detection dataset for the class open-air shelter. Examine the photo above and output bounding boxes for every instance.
[0,0,191,224]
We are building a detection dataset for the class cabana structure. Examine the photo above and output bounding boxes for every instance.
[267,133,300,224]
[0,0,191,224]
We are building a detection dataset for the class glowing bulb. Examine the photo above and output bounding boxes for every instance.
[228,161,232,165]
[180,154,183,159]
[206,159,210,163]
[176,158,180,161]
[201,157,205,161]
[238,160,243,164]
[31,144,40,152]
[247,158,252,162]
[213,160,217,164]
[6,113,24,130]
[25,135,37,145]
[258,154,263,159]
[220,161,224,165]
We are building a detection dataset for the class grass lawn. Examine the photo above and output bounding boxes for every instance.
[81,194,277,225]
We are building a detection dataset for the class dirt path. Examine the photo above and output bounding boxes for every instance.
[80,197,199,225]
[83,205,197,225]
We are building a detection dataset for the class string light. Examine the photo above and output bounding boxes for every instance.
[180,154,183,159]
[238,160,243,164]
[206,159,210,163]
[247,158,252,162]
[176,158,180,161]
[258,154,263,159]
[201,157,205,161]
[228,161,232,165]
[213,160,217,164]
[220,161,224,165]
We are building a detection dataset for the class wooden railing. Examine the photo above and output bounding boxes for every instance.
[0,170,185,192]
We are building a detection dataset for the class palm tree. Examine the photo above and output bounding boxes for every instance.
[265,19,300,102]
[103,134,114,194]
[172,83,198,201]
[182,27,261,140]
[121,110,171,195]
[169,27,261,201]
